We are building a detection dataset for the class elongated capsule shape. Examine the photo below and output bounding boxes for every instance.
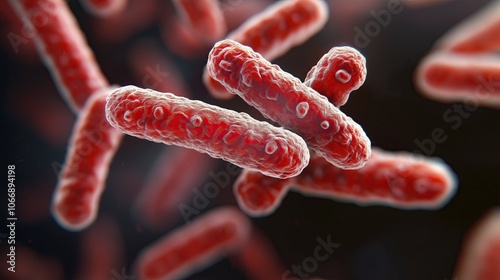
[207,39,371,170]
[105,85,310,179]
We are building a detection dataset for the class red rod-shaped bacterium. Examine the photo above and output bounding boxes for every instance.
[415,52,500,109]
[172,0,226,44]
[455,209,500,280]
[234,148,457,216]
[105,85,310,179]
[207,39,371,170]
[8,0,109,112]
[433,0,500,54]
[133,207,251,280]
[304,46,367,107]
[203,0,329,99]
[79,0,128,17]
[52,88,123,231]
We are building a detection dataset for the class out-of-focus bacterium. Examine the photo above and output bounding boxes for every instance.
[415,53,500,109]
[203,0,329,99]
[207,39,371,170]
[172,0,226,44]
[105,85,310,179]
[293,148,457,210]
[234,148,458,216]
[304,46,367,107]
[133,207,251,280]
[52,88,123,231]
[8,0,109,113]
[455,209,500,280]
[79,0,128,18]
[415,0,500,109]
[433,0,500,54]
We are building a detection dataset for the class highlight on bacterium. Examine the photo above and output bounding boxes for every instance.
[105,85,310,179]
[207,39,371,170]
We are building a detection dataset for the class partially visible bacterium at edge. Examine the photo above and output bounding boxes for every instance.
[433,0,500,54]
[105,85,310,179]
[304,46,367,107]
[455,208,500,280]
[207,39,371,170]
[415,52,500,109]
